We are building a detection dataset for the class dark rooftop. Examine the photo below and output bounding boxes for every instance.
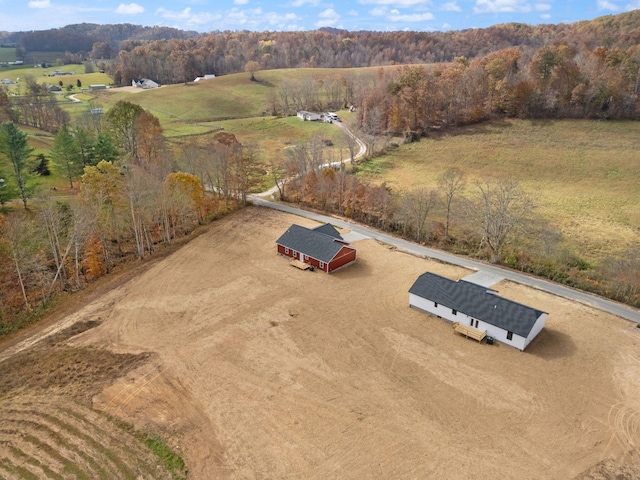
[276,224,352,263]
[409,272,546,338]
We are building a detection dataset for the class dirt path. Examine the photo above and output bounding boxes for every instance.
[3,206,640,479]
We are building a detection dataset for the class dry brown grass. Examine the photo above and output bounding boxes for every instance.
[356,119,640,262]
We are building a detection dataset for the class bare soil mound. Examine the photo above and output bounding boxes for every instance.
[2,206,640,479]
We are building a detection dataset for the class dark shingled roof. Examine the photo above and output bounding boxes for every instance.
[312,223,343,239]
[409,272,546,338]
[276,224,351,263]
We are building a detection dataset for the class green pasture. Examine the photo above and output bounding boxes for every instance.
[93,67,384,123]
[210,116,350,163]
[0,47,17,63]
[356,119,640,261]
[98,74,275,121]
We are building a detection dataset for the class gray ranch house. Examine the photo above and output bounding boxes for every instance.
[409,272,547,351]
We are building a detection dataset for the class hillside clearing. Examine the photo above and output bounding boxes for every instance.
[2,206,638,479]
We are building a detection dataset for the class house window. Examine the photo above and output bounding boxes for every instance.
[475,320,479,328]
[304,255,308,260]
[506,331,513,341]
[469,319,473,326]
[452,309,457,315]
[284,247,289,254]
[434,302,438,308]
[319,261,324,269]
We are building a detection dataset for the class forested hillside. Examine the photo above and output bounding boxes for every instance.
[2,10,640,71]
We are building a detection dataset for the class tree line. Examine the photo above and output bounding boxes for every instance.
[0,101,263,335]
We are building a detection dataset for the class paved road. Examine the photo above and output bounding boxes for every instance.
[249,196,640,324]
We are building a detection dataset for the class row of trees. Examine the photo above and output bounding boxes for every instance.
[0,101,266,333]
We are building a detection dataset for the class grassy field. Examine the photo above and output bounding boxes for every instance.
[0,63,112,95]
[356,119,640,262]
[91,67,384,123]
[0,47,17,63]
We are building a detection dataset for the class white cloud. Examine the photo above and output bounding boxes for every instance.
[441,1,462,12]
[534,3,550,11]
[214,7,299,29]
[370,6,389,15]
[625,1,640,9]
[156,7,193,19]
[388,11,435,21]
[539,13,551,19]
[291,0,322,6]
[348,9,359,15]
[473,0,533,13]
[264,11,300,25]
[360,0,432,7]
[234,0,249,4]
[28,0,50,8]
[116,3,144,15]
[597,0,619,10]
[316,8,340,26]
[442,22,452,28]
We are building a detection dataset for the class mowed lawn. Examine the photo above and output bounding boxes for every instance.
[356,119,640,262]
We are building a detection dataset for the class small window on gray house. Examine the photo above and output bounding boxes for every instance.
[506,331,513,341]
[452,309,457,315]
[434,302,438,308]
[475,320,479,328]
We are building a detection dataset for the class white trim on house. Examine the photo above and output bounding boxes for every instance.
[409,272,547,351]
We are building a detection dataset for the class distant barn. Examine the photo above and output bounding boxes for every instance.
[276,223,356,273]
[409,272,547,351]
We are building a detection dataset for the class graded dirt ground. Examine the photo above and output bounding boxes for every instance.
[2,206,640,479]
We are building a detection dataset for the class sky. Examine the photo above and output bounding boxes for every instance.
[1,0,639,33]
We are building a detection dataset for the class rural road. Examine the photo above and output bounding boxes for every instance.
[249,196,640,324]
[249,119,640,325]
[261,120,367,198]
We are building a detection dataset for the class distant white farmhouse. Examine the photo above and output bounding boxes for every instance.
[132,78,159,89]
[194,74,216,82]
[409,272,547,351]
[0,78,14,84]
[297,111,322,121]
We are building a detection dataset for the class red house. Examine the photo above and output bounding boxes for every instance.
[276,224,357,273]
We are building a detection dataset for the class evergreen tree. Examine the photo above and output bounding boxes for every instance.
[51,126,83,189]
[33,153,51,176]
[0,122,34,209]
[93,131,120,164]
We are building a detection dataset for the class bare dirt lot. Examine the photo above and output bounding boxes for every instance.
[2,206,640,479]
